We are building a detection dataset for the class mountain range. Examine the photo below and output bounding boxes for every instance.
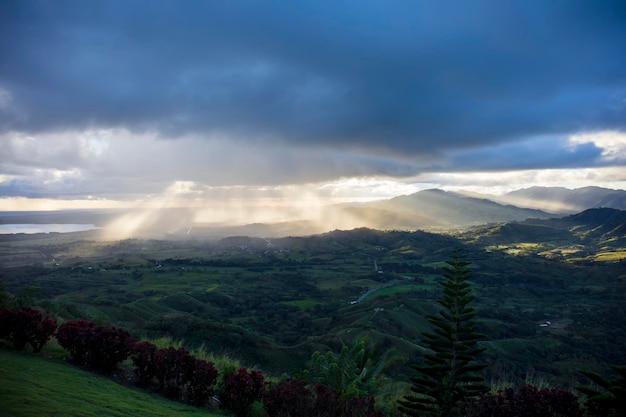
[339,186,626,232]
[465,186,626,214]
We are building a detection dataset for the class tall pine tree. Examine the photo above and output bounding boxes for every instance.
[399,248,488,417]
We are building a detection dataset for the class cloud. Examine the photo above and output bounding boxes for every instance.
[1,1,625,156]
[0,127,423,199]
[447,135,605,171]
[569,131,626,164]
[2,1,626,208]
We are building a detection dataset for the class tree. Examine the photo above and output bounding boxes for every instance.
[398,248,488,417]
[577,365,626,417]
[309,337,388,398]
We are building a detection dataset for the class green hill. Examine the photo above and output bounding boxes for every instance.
[0,349,223,417]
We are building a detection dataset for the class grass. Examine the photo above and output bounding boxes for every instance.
[0,349,224,417]
[593,249,626,262]
[360,284,432,301]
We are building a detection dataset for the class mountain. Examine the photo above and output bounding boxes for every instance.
[342,189,554,230]
[491,186,626,214]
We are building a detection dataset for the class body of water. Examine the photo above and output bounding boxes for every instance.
[0,224,100,234]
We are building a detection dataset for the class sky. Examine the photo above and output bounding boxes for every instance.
[1,0,626,217]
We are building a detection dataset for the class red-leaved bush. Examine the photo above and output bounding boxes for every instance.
[0,306,57,352]
[263,378,314,416]
[262,379,383,417]
[220,367,266,417]
[130,342,218,407]
[131,341,159,387]
[56,320,135,373]
[464,385,584,417]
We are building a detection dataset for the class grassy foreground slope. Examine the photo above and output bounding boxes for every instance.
[0,350,222,417]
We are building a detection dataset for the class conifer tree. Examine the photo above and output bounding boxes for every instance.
[398,248,488,417]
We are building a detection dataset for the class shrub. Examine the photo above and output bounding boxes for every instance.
[220,367,265,417]
[56,320,135,373]
[186,357,219,406]
[131,341,159,387]
[0,307,57,352]
[130,342,218,407]
[55,320,95,364]
[263,379,384,417]
[263,378,313,417]
[152,346,195,399]
[0,307,13,340]
[464,385,584,417]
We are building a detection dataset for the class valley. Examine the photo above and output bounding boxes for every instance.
[1,208,625,393]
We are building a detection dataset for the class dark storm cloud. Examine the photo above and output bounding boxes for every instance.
[1,0,626,157]
[449,137,605,171]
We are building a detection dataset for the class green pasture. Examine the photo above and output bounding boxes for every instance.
[360,283,433,301]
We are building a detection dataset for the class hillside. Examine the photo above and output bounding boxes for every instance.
[0,349,223,417]
[462,208,626,257]
[525,207,626,238]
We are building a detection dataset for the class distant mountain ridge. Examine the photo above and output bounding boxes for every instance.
[341,189,554,231]
[485,186,626,214]
[339,186,626,233]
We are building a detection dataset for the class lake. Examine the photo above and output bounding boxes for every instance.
[0,224,100,234]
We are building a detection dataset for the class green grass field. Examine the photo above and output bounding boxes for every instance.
[0,349,224,417]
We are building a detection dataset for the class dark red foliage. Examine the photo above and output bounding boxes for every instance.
[0,307,57,352]
[130,343,218,407]
[342,395,382,417]
[131,341,158,386]
[263,379,314,417]
[220,367,266,417]
[465,385,584,417]
[152,346,194,398]
[263,380,383,417]
[313,384,344,416]
[0,307,13,340]
[55,320,96,363]
[187,358,219,406]
[56,320,135,373]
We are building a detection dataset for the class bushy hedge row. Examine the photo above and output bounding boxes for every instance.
[0,310,384,416]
